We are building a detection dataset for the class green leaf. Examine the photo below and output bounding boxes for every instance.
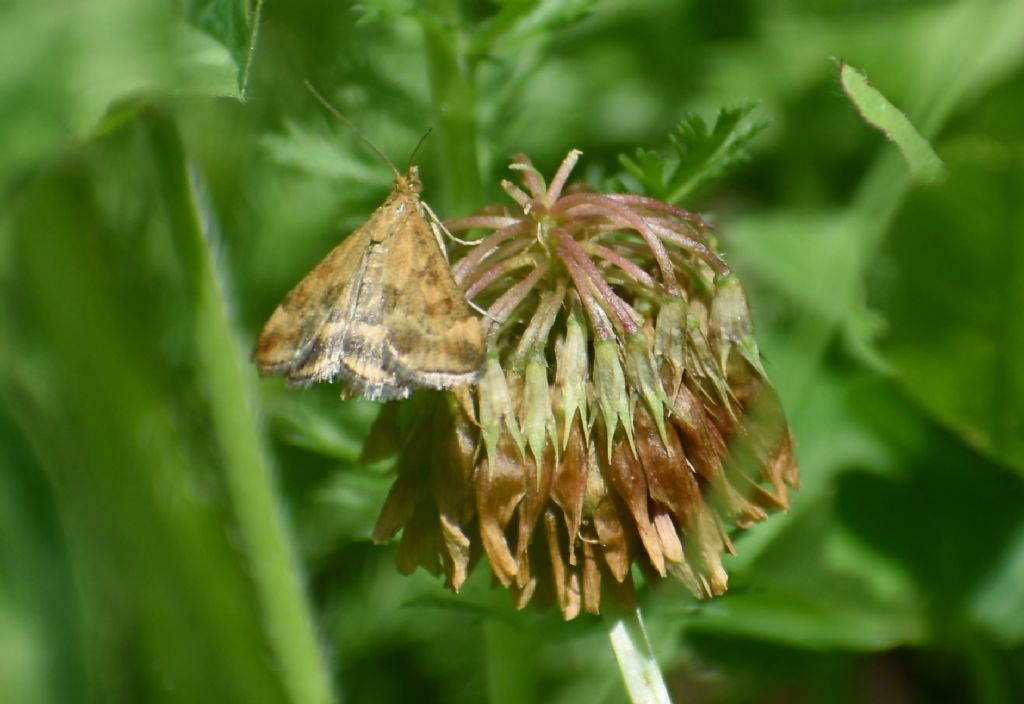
[181,0,263,95]
[684,584,924,651]
[263,120,391,186]
[182,0,250,60]
[263,386,381,462]
[354,0,419,25]
[617,105,767,203]
[467,0,597,57]
[0,1,241,188]
[970,523,1024,645]
[72,5,243,132]
[876,143,1024,474]
[840,61,945,184]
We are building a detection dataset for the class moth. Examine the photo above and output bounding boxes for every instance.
[254,87,485,401]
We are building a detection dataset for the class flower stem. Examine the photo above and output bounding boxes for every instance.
[419,0,482,214]
[417,11,541,703]
[606,609,673,704]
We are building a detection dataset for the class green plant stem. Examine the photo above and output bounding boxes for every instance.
[194,253,337,704]
[418,0,482,215]
[418,12,533,703]
[146,110,335,704]
[606,609,674,704]
[192,183,335,704]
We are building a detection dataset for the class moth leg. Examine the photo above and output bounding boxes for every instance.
[467,299,493,319]
[422,200,479,247]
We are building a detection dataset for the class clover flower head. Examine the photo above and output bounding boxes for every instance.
[368,150,799,619]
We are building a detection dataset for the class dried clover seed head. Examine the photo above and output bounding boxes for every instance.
[368,150,799,619]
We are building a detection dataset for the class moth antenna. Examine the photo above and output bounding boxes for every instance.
[304,80,400,178]
[406,128,432,171]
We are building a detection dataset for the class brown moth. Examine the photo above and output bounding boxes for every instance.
[254,89,485,401]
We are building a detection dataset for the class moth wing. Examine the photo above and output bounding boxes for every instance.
[258,195,417,400]
[253,226,369,379]
[379,209,486,388]
[254,188,484,401]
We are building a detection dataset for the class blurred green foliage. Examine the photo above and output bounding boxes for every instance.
[2,1,1024,703]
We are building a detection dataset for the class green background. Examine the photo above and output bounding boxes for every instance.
[2,1,1023,702]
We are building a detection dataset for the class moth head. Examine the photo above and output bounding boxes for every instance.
[401,165,423,194]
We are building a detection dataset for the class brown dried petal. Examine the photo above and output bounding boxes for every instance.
[602,423,666,576]
[751,394,799,493]
[544,508,581,620]
[666,556,705,597]
[512,572,538,610]
[426,400,478,590]
[581,538,602,615]
[396,501,441,576]
[684,500,733,597]
[634,405,701,524]
[476,435,527,585]
[360,402,401,464]
[552,419,588,565]
[430,402,478,530]
[671,380,729,473]
[514,446,556,589]
[778,430,800,488]
[438,514,472,592]
[670,382,768,527]
[652,506,684,564]
[593,494,631,582]
[723,366,798,505]
[373,469,419,543]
